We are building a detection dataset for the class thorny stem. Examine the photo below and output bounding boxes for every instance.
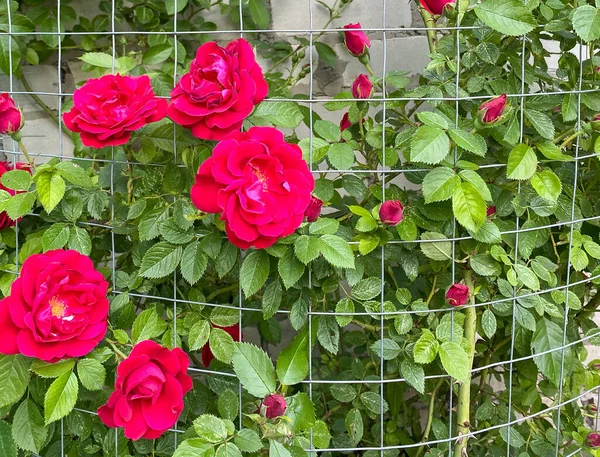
[418,7,438,55]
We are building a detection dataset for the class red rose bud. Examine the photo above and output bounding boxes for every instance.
[419,0,455,15]
[478,94,507,124]
[592,114,600,132]
[0,93,23,136]
[202,323,241,366]
[446,284,469,307]
[305,196,323,222]
[343,23,370,57]
[588,433,600,448]
[262,394,287,419]
[340,112,352,132]
[352,74,373,99]
[379,200,404,226]
[486,206,496,217]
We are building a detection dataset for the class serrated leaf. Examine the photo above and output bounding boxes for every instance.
[422,167,461,203]
[525,110,555,140]
[327,143,355,170]
[31,359,75,378]
[530,169,561,202]
[318,235,355,269]
[235,429,263,453]
[193,414,227,443]
[11,400,46,453]
[276,327,309,386]
[573,5,600,42]
[475,0,536,36]
[240,250,270,297]
[294,235,320,264]
[0,421,15,457]
[438,341,469,382]
[482,309,497,339]
[506,144,537,180]
[44,372,78,424]
[452,182,487,232]
[209,328,236,363]
[139,242,182,279]
[532,318,573,385]
[420,232,452,261]
[231,343,276,397]
[410,126,450,164]
[414,330,439,364]
[401,359,425,394]
[188,320,211,351]
[36,171,65,214]
[0,355,30,408]
[180,241,208,285]
[449,129,487,156]
[278,248,305,289]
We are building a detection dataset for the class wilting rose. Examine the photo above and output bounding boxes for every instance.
[588,433,600,448]
[63,74,167,148]
[191,127,314,249]
[379,200,404,226]
[98,340,193,441]
[352,74,373,99]
[0,249,109,362]
[343,23,370,57]
[486,206,496,217]
[419,0,455,15]
[305,196,323,222]
[0,93,23,135]
[478,94,507,124]
[446,283,469,307]
[202,324,241,367]
[168,38,268,141]
[262,394,287,419]
[0,161,31,230]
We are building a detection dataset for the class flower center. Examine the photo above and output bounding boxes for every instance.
[49,296,67,318]
[251,165,268,190]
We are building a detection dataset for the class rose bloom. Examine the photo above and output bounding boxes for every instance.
[0,249,109,362]
[202,323,241,367]
[63,74,167,148]
[446,283,469,307]
[0,161,31,230]
[343,23,370,57]
[98,340,193,441]
[379,200,404,226]
[0,93,23,135]
[168,38,268,141]
[192,127,314,249]
[419,0,455,15]
[588,433,600,448]
[305,196,323,222]
[478,94,507,124]
[262,393,287,419]
[352,74,373,99]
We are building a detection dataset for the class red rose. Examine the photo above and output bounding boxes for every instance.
[340,112,352,132]
[446,283,469,307]
[202,324,241,366]
[63,74,166,148]
[379,200,404,226]
[98,340,193,441]
[262,393,287,419]
[0,249,109,362]
[0,161,31,230]
[588,433,600,448]
[305,196,323,222]
[343,23,370,57]
[0,93,23,135]
[419,0,455,15]
[168,38,268,141]
[486,206,496,217]
[352,74,373,99]
[191,127,314,249]
[478,94,507,124]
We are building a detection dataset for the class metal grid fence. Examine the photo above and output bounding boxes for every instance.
[1,0,600,456]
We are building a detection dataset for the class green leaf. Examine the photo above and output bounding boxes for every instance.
[314,120,341,143]
[420,232,452,261]
[36,171,65,213]
[80,52,116,69]
[458,170,492,201]
[234,429,263,453]
[335,298,354,327]
[410,126,450,164]
[417,112,449,129]
[240,250,270,297]
[55,162,93,189]
[452,182,487,232]
[530,170,561,202]
[371,339,401,360]
[68,226,91,255]
[188,320,211,351]
[360,391,389,415]
[525,110,555,140]
[345,409,364,445]
[248,0,270,29]
[570,247,588,272]
[286,392,316,432]
[438,341,469,383]
[0,355,30,408]
[0,421,15,457]
[422,167,461,203]
[12,400,47,453]
[414,330,439,364]
[536,141,572,161]
[139,242,182,279]
[573,5,600,42]
[231,343,276,397]
[1,170,31,191]
[318,235,355,269]
[42,223,70,251]
[217,389,239,421]
[449,129,487,156]
[312,420,331,448]
[315,42,337,68]
[165,0,188,14]
[294,235,321,264]
[327,143,355,170]
[180,241,208,285]
[31,359,75,378]
[514,264,540,290]
[276,327,309,386]
[77,358,105,391]
[506,144,537,180]
[470,221,502,245]
[44,372,78,424]
[532,318,573,385]
[481,309,497,339]
[173,439,214,457]
[131,308,167,343]
[253,100,303,128]
[352,277,383,300]
[0,35,20,75]
[4,192,35,220]
[216,441,242,457]
[401,359,425,394]
[270,440,292,457]
[309,218,339,235]
[317,315,339,354]
[263,279,283,319]
[142,43,173,65]
[209,328,236,363]
[278,248,305,289]
[193,414,227,444]
[475,0,536,36]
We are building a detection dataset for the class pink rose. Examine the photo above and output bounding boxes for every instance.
[305,196,323,222]
[419,0,455,15]
[202,323,241,367]
[63,74,167,148]
[191,127,314,249]
[262,394,287,419]
[446,283,469,307]
[0,249,109,362]
[588,433,600,448]
[478,94,507,124]
[343,23,370,57]
[98,340,193,441]
[352,74,373,99]
[0,93,23,135]
[379,200,404,226]
[168,38,268,141]
[486,206,496,217]
[0,161,31,230]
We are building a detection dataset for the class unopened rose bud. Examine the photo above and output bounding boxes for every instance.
[592,114,600,132]
[379,200,404,226]
[419,0,456,15]
[0,93,24,137]
[343,23,370,58]
[340,112,352,132]
[486,206,496,217]
[588,432,600,448]
[262,394,287,419]
[446,283,469,307]
[478,94,507,125]
[352,74,373,99]
[305,196,323,222]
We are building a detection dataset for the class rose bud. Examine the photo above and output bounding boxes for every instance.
[446,283,469,307]
[478,94,507,125]
[305,196,323,222]
[343,23,370,58]
[588,433,600,448]
[340,112,352,132]
[486,206,496,217]
[262,394,287,419]
[202,323,241,366]
[0,93,24,137]
[596,66,600,73]
[352,74,373,99]
[379,200,404,226]
[591,114,600,132]
[419,0,455,15]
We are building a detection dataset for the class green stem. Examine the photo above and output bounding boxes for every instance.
[107,341,127,360]
[418,7,438,54]
[415,378,444,457]
[206,283,239,301]
[17,140,34,168]
[453,271,477,457]
[559,129,585,149]
[365,62,377,78]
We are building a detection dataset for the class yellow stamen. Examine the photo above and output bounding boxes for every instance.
[49,296,66,318]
